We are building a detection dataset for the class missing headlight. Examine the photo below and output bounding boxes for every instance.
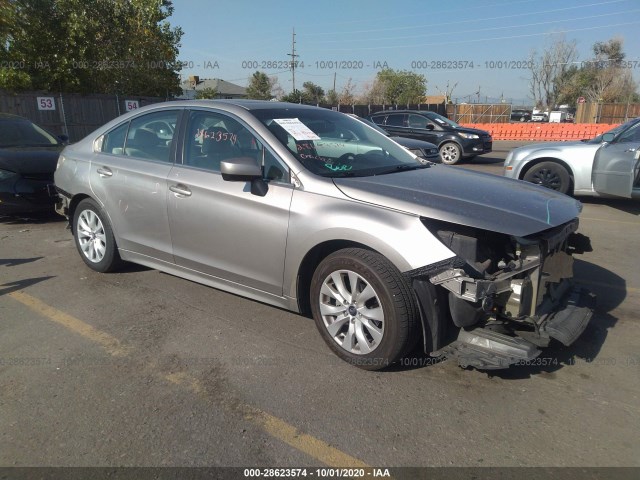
[421,218,514,277]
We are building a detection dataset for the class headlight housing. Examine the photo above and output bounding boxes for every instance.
[458,132,480,139]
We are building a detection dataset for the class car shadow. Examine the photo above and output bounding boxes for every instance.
[0,276,55,297]
[0,257,44,267]
[0,211,65,224]
[579,197,640,215]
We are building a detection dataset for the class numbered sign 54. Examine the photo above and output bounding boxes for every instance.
[125,100,139,112]
[37,97,56,111]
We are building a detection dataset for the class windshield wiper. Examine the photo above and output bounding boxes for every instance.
[376,164,430,175]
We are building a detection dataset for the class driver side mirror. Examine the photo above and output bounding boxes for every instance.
[220,156,269,197]
[220,156,262,181]
[601,133,615,143]
[425,124,435,131]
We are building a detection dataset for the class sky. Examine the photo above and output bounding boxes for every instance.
[168,0,640,105]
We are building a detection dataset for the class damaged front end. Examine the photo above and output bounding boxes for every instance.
[409,217,595,369]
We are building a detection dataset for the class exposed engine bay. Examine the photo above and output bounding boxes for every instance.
[410,218,595,369]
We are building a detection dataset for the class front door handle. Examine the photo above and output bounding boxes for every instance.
[169,184,192,197]
[97,167,113,177]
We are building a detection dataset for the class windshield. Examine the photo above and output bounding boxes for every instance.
[0,118,61,147]
[587,118,640,144]
[348,115,391,136]
[252,107,425,177]
[425,112,460,128]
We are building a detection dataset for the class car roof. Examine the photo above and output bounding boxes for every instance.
[0,113,31,121]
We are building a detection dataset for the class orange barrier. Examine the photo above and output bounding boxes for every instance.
[461,123,619,141]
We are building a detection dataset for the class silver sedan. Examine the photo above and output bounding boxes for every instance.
[504,118,640,198]
[54,100,593,370]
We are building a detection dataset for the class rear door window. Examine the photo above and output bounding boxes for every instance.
[385,114,405,127]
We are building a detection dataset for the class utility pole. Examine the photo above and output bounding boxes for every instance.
[287,28,298,93]
[333,71,336,92]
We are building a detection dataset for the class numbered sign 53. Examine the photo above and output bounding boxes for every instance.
[37,97,56,111]
[125,100,139,112]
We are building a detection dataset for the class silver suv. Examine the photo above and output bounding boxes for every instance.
[54,100,594,370]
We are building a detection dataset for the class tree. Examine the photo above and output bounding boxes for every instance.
[281,89,306,103]
[194,87,218,99]
[2,0,183,95]
[338,78,356,104]
[556,37,638,105]
[362,69,426,104]
[246,71,273,100]
[527,35,578,109]
[0,0,15,55]
[434,81,458,104]
[302,81,324,103]
[325,89,339,105]
[583,38,637,103]
[270,76,284,100]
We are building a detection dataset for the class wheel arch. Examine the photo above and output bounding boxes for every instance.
[68,193,93,234]
[295,239,379,317]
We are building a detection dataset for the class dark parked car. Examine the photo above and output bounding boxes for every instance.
[368,110,492,165]
[510,109,532,122]
[0,114,66,215]
[348,115,440,163]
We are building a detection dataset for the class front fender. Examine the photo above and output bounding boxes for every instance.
[283,189,456,300]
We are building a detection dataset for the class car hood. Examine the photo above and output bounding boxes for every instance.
[333,165,582,237]
[0,146,62,174]
[456,126,490,136]
[391,136,437,149]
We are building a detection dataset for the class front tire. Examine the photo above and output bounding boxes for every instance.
[523,161,571,194]
[310,248,418,370]
[73,198,123,273]
[439,142,461,165]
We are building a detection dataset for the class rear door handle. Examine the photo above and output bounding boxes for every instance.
[169,184,192,197]
[97,167,113,177]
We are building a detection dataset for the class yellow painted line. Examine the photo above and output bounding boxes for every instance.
[248,409,370,468]
[579,280,640,294]
[8,291,130,357]
[9,290,369,468]
[164,371,204,394]
[581,217,640,226]
[162,369,370,468]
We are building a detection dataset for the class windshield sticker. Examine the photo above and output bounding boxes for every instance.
[273,118,321,141]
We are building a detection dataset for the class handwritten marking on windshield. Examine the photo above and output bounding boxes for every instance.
[324,164,353,172]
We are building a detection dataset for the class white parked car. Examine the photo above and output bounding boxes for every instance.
[504,118,640,198]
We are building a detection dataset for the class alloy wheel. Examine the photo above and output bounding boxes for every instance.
[318,269,385,355]
[76,209,107,263]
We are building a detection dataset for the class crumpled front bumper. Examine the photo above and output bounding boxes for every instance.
[431,285,595,369]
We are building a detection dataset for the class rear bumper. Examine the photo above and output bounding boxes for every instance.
[0,178,57,214]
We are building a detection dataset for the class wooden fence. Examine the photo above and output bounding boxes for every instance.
[575,102,640,124]
[0,91,167,141]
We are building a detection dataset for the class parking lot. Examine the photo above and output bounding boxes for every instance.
[1,141,639,468]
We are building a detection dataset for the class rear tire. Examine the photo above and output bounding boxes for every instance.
[73,198,123,273]
[310,248,418,370]
[523,162,571,194]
